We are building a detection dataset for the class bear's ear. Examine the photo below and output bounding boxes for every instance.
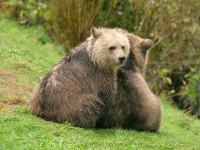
[140,39,153,53]
[90,27,101,38]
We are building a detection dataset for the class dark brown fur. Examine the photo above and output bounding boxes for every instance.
[30,50,116,128]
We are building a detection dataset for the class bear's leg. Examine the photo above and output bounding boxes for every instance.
[68,94,105,128]
[115,71,161,132]
[31,86,104,128]
[126,72,161,132]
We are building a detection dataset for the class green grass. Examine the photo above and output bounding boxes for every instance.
[0,15,63,104]
[1,16,200,150]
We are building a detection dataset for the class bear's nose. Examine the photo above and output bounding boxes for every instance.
[119,57,125,64]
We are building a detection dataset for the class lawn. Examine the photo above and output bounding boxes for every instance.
[0,16,200,150]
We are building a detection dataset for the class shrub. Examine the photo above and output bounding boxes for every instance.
[48,0,104,49]
[130,0,200,92]
[4,0,51,25]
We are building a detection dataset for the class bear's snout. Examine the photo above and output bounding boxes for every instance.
[118,57,125,64]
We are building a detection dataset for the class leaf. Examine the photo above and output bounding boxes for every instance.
[165,77,172,85]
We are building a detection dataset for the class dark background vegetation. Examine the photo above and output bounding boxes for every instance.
[1,0,200,116]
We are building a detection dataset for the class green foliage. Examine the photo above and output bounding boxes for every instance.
[145,0,200,64]
[183,70,200,100]
[5,0,52,25]
[93,0,136,31]
[48,0,105,49]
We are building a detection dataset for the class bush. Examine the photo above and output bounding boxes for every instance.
[4,0,51,25]
[132,0,200,93]
[48,0,104,49]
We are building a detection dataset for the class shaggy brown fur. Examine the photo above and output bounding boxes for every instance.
[30,28,130,128]
[68,33,162,132]
[112,33,161,132]
[31,50,116,128]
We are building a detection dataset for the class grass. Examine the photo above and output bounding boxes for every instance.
[1,16,200,150]
[0,15,63,105]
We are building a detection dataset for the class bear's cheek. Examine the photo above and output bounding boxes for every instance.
[125,49,130,58]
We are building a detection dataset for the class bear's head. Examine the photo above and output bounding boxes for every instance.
[126,33,153,75]
[87,27,130,70]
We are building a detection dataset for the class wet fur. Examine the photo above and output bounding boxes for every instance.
[67,33,162,132]
[30,27,131,128]
[31,50,117,128]
[112,34,161,131]
[30,31,161,131]
[114,56,161,132]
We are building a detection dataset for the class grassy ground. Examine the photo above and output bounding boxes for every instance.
[1,17,200,150]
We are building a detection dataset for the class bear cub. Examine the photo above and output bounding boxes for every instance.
[30,27,130,128]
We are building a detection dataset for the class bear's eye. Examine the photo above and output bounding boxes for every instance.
[121,45,125,50]
[109,46,116,51]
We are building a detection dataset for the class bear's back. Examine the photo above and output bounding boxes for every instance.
[50,50,98,94]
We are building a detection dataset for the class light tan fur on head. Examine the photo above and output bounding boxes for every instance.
[127,33,152,74]
[87,27,130,69]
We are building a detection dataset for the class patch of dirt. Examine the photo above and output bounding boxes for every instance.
[0,67,33,111]
[0,102,27,112]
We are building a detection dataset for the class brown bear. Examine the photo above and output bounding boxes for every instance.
[113,33,161,132]
[30,27,130,128]
[69,32,162,132]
